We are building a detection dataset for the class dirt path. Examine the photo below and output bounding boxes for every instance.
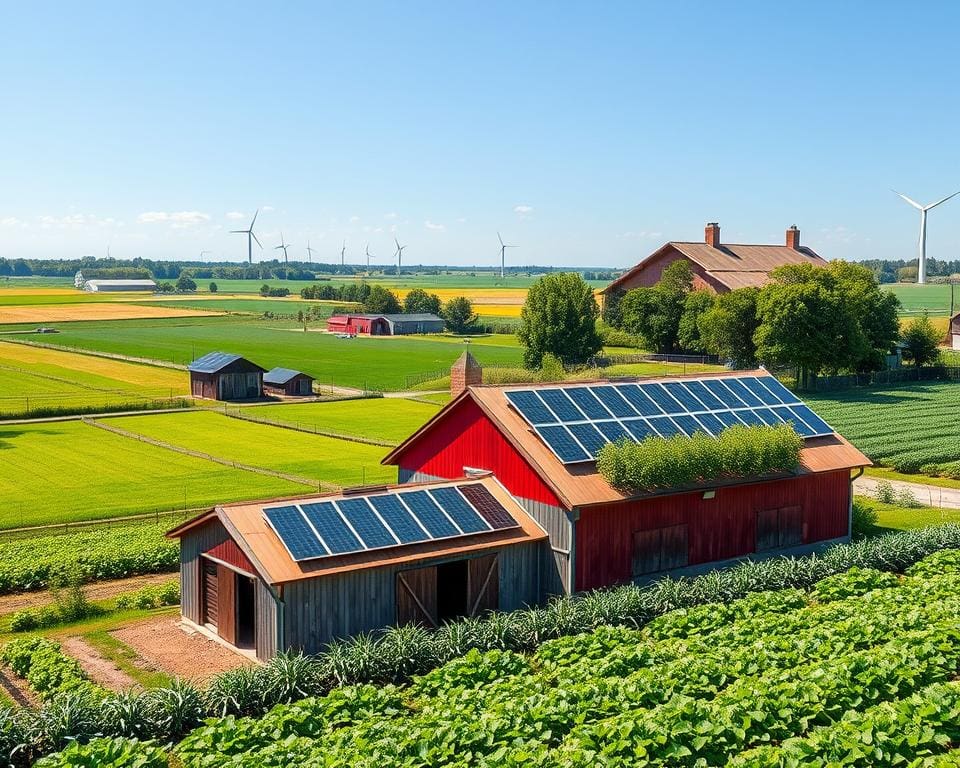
[0,573,176,615]
[61,637,138,691]
[0,668,36,707]
[855,475,960,510]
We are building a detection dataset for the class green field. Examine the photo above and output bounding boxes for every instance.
[241,397,439,444]
[140,298,349,316]
[110,410,396,487]
[807,381,960,476]
[0,421,303,527]
[884,283,957,316]
[0,316,525,390]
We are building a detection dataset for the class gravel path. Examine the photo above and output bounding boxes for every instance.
[855,475,960,510]
[61,637,138,691]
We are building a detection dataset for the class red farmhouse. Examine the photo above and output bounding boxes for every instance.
[602,222,826,297]
[384,368,870,595]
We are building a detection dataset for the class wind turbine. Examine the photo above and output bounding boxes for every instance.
[497,232,517,279]
[274,231,291,263]
[365,243,374,273]
[340,240,347,267]
[394,238,407,276]
[199,250,211,262]
[892,189,960,284]
[229,209,261,264]
[305,240,317,263]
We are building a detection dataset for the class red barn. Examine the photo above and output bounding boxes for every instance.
[602,222,826,297]
[384,370,870,595]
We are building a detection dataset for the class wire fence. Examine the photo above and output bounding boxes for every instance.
[796,365,960,393]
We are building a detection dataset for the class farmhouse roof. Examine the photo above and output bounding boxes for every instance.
[263,367,311,385]
[188,351,265,374]
[84,279,157,288]
[603,241,825,294]
[166,475,546,586]
[330,313,442,322]
[383,371,871,510]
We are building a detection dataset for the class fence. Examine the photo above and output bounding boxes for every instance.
[0,507,201,540]
[803,365,960,393]
[222,406,398,448]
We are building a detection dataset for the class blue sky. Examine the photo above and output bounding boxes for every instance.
[2,1,960,268]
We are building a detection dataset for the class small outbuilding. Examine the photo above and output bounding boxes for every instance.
[83,279,158,292]
[263,367,314,396]
[326,313,444,336]
[188,352,266,401]
[167,476,546,659]
[950,312,960,350]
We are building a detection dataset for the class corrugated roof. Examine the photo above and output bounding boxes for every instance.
[603,241,826,294]
[384,371,871,510]
[263,367,308,385]
[330,313,443,322]
[167,475,547,585]
[188,351,242,373]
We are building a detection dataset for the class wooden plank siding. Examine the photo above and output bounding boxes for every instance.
[217,565,236,645]
[281,542,541,653]
[574,469,851,591]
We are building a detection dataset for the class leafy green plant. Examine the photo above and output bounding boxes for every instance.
[114,581,179,611]
[33,737,168,768]
[813,567,900,602]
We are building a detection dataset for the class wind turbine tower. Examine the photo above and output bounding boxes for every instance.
[229,209,261,264]
[893,189,960,284]
[341,240,347,267]
[394,238,407,277]
[497,232,517,279]
[306,240,317,263]
[274,232,291,263]
[199,250,211,262]
[365,243,374,273]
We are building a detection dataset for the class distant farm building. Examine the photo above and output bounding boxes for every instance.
[326,313,444,335]
[951,312,960,350]
[167,476,545,658]
[602,223,826,297]
[82,278,157,293]
[188,352,265,401]
[263,367,314,396]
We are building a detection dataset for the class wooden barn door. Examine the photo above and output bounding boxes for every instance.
[217,565,237,645]
[202,560,218,627]
[396,566,438,627]
[467,554,499,617]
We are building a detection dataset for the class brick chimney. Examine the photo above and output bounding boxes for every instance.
[786,225,801,250]
[705,222,720,248]
[450,351,482,396]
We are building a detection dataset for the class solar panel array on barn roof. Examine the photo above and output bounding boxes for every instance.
[187,351,243,373]
[504,374,834,465]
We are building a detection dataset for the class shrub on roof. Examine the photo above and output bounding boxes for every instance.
[596,423,803,492]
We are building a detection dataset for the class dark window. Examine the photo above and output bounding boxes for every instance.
[437,560,468,622]
[236,576,256,648]
[756,506,805,552]
[631,524,689,577]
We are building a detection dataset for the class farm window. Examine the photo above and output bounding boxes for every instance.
[631,524,689,577]
[756,505,805,552]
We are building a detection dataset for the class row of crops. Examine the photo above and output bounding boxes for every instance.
[16,530,960,767]
[808,382,960,476]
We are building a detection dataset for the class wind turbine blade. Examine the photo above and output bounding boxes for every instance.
[252,232,263,248]
[892,190,923,210]
[498,232,504,247]
[927,190,960,210]
[250,209,259,228]
[229,230,244,234]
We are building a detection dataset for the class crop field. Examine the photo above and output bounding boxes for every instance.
[0,316,525,390]
[0,342,189,418]
[76,548,958,767]
[0,302,219,324]
[884,283,956,316]
[807,381,960,476]
[0,420,303,527]
[137,297,348,316]
[108,410,396,487]
[240,397,439,444]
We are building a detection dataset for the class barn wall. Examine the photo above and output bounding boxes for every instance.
[393,398,562,507]
[256,579,278,660]
[574,470,850,591]
[280,542,542,653]
[613,247,719,294]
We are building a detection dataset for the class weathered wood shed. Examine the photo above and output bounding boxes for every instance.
[188,352,266,401]
[167,476,546,659]
[263,367,314,396]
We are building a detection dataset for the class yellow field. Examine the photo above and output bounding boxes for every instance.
[0,342,188,390]
[0,303,219,324]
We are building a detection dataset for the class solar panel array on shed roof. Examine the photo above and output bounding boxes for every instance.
[263,367,306,385]
[188,351,243,373]
[505,375,834,465]
[263,481,519,562]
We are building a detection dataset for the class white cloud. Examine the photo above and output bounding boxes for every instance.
[137,211,211,226]
[0,217,24,228]
[514,204,534,216]
[225,211,245,220]
[38,213,117,229]
[261,205,275,213]
[349,215,360,224]
[425,220,445,231]
[384,212,398,220]
[455,217,467,223]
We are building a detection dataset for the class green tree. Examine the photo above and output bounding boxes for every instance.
[697,287,761,367]
[175,275,197,291]
[442,296,477,334]
[208,281,218,293]
[517,272,602,368]
[619,260,694,353]
[677,291,715,353]
[363,285,401,314]
[901,313,941,367]
[403,288,442,315]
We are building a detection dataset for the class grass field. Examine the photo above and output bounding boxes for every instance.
[0,316,525,390]
[139,297,350,316]
[0,420,303,527]
[807,381,960,476]
[240,397,439,444]
[884,283,957,316]
[0,302,218,324]
[109,410,396,487]
[0,341,189,417]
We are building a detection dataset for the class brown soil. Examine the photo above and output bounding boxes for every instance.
[0,668,36,707]
[112,616,252,682]
[0,573,176,615]
[61,637,138,691]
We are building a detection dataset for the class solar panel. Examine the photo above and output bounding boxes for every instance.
[368,494,430,544]
[401,491,461,538]
[264,505,327,560]
[301,502,362,554]
[336,498,397,549]
[428,487,489,534]
[458,484,518,529]
[504,375,836,464]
